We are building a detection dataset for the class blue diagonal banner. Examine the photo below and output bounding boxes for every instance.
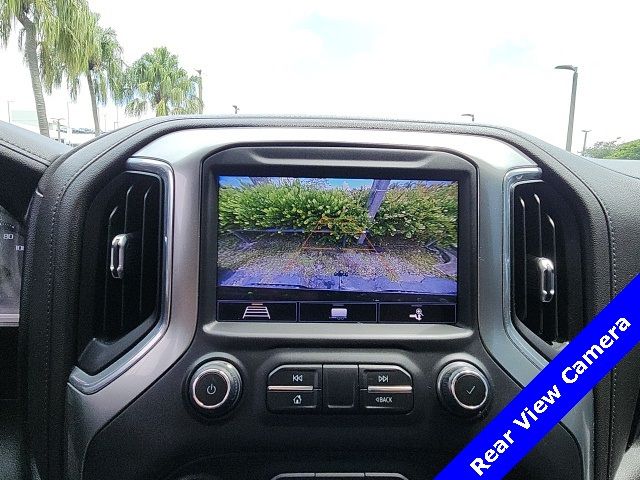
[436,274,640,479]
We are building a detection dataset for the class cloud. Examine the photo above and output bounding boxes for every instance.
[297,14,375,60]
[0,0,637,150]
[489,41,535,67]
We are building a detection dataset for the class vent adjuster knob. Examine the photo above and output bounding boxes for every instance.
[110,233,130,279]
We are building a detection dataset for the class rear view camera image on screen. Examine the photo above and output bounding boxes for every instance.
[216,176,458,324]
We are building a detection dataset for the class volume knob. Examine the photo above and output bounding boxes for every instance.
[437,361,490,416]
[190,360,242,415]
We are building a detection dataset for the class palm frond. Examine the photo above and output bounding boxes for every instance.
[123,46,202,117]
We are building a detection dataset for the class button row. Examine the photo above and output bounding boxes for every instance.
[218,301,456,324]
[267,365,413,414]
[272,474,408,479]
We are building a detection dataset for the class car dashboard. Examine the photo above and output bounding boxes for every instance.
[6,117,640,480]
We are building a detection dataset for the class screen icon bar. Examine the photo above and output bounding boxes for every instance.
[217,301,456,324]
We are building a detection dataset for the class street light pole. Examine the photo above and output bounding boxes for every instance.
[51,117,63,141]
[196,69,203,114]
[581,129,591,154]
[461,113,475,122]
[7,100,14,123]
[555,65,579,152]
[66,102,72,145]
[232,105,239,114]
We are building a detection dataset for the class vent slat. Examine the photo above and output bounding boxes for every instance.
[513,196,527,321]
[121,185,134,334]
[139,188,147,317]
[104,205,124,338]
[121,184,145,333]
[523,192,544,335]
[527,193,543,257]
[542,214,558,341]
[139,186,152,316]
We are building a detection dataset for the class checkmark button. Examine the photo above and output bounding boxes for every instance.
[453,372,488,409]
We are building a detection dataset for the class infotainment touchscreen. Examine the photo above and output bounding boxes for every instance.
[216,176,458,324]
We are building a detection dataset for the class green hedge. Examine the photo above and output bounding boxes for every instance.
[369,184,458,246]
[219,180,458,247]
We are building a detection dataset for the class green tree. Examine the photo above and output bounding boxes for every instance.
[67,21,124,136]
[606,139,640,160]
[582,140,620,159]
[42,13,122,136]
[583,139,640,160]
[122,47,202,117]
[85,26,124,136]
[0,0,97,136]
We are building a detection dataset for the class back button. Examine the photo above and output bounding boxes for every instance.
[360,391,413,413]
[316,475,364,479]
[365,475,408,479]
[272,475,315,479]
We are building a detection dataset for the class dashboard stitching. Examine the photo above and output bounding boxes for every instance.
[610,368,618,479]
[605,209,619,296]
[0,138,51,166]
[600,202,619,480]
[503,140,619,480]
[490,134,620,479]
[38,119,190,475]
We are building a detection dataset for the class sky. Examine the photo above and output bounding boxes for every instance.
[219,177,454,189]
[0,0,638,151]
[220,177,377,189]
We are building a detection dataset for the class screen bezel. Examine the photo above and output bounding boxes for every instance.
[200,145,477,330]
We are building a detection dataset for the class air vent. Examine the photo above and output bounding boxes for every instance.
[77,171,163,375]
[511,181,583,358]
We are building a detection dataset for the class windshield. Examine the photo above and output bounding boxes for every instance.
[0,0,638,158]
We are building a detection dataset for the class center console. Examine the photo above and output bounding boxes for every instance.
[188,146,486,425]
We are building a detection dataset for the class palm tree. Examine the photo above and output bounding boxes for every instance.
[56,21,123,136]
[84,26,124,135]
[0,0,96,136]
[0,0,51,135]
[123,47,202,117]
[42,13,124,136]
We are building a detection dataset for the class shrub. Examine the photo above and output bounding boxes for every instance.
[605,139,640,160]
[218,180,458,247]
[219,180,371,238]
[369,183,458,246]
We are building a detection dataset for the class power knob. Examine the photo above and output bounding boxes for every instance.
[437,361,490,416]
[190,360,242,415]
